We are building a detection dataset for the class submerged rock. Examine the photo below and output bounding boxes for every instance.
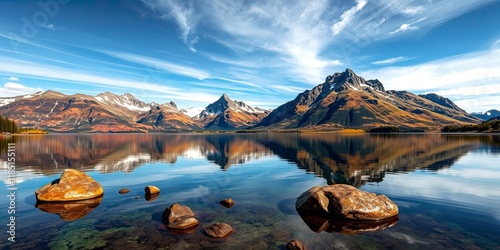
[287,239,305,250]
[144,185,160,195]
[35,169,103,202]
[204,223,234,238]
[118,188,130,194]
[36,196,103,221]
[162,203,199,230]
[296,184,398,220]
[220,198,235,208]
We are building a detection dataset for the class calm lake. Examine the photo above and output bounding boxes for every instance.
[1,133,499,249]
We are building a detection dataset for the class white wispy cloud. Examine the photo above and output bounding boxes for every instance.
[100,50,211,80]
[0,56,220,104]
[0,82,42,97]
[141,0,199,52]
[493,38,500,48]
[143,0,345,84]
[389,17,427,35]
[401,6,424,15]
[331,0,368,36]
[141,0,494,88]
[7,76,19,81]
[43,24,56,30]
[361,49,500,112]
[371,56,413,65]
[270,85,308,93]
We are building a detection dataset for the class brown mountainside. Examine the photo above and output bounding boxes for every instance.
[255,69,480,130]
[0,69,480,132]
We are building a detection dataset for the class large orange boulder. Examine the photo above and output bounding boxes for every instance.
[296,184,398,220]
[35,169,104,202]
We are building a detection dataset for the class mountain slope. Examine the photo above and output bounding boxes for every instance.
[255,69,479,130]
[137,102,202,131]
[195,94,271,129]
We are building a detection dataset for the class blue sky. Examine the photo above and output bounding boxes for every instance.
[0,0,498,112]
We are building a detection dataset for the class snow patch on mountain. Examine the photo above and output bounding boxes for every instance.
[0,98,15,107]
[181,107,205,118]
[95,92,151,112]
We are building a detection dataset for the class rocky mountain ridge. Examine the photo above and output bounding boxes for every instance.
[255,68,479,129]
[0,69,481,132]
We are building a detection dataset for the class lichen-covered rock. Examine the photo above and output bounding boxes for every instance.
[162,203,198,230]
[287,239,305,250]
[35,169,103,202]
[204,223,234,238]
[220,198,234,208]
[296,184,398,220]
[144,185,160,195]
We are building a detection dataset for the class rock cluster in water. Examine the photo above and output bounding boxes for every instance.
[296,184,398,220]
[35,169,104,202]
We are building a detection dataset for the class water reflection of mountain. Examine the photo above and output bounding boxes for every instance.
[1,133,496,187]
[256,134,485,187]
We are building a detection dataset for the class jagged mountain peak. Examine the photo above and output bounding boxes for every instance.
[255,69,478,129]
[95,92,151,112]
[324,68,385,92]
[193,94,270,129]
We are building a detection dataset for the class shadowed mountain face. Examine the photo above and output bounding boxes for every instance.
[2,133,494,187]
[255,69,480,130]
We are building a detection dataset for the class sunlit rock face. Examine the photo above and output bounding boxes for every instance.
[296,184,398,220]
[162,203,199,231]
[35,169,104,202]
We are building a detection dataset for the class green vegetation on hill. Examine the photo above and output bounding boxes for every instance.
[442,119,500,132]
[0,115,19,133]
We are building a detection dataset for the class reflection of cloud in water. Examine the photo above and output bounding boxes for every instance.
[0,162,45,185]
[389,232,428,245]
[181,147,205,159]
[93,153,151,173]
[363,153,500,220]
[169,185,211,200]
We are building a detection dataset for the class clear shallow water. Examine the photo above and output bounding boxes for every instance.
[1,133,499,249]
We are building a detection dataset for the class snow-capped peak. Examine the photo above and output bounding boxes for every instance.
[95,92,151,112]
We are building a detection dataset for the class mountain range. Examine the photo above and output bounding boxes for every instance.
[0,69,481,132]
[471,109,500,121]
